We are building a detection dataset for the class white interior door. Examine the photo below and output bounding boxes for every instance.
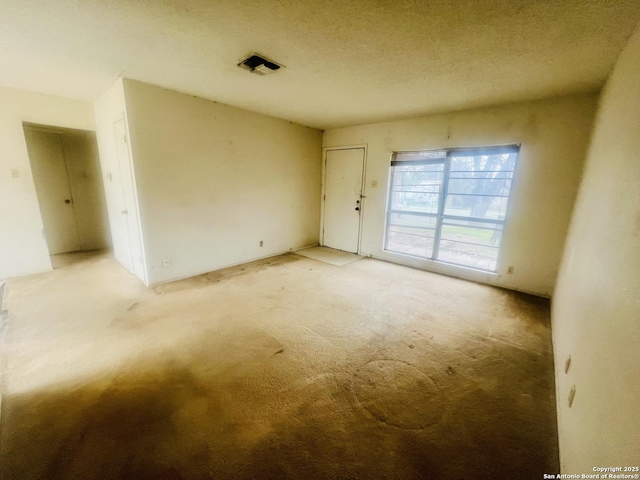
[323,148,365,253]
[112,119,135,274]
[25,129,82,254]
[113,118,146,281]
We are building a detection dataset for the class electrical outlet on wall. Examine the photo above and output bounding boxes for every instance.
[260,240,263,247]
[162,258,171,268]
[507,266,515,274]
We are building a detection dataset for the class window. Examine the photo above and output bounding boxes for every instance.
[384,145,518,273]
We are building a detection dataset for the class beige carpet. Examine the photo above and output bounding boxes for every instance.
[294,246,363,266]
[0,251,558,479]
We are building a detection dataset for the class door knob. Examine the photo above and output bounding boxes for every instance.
[355,207,360,211]
[64,199,71,204]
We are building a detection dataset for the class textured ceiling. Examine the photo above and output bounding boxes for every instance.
[1,0,640,129]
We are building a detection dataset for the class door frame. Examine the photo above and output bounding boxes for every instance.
[23,125,83,255]
[320,145,368,254]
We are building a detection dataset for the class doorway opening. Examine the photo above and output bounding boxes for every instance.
[23,123,111,265]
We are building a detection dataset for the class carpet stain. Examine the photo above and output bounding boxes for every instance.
[0,251,559,479]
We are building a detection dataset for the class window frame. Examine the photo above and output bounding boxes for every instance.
[383,145,520,273]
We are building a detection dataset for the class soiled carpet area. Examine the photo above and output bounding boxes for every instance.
[294,246,363,266]
[0,251,558,479]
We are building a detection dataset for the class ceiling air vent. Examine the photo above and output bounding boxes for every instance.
[238,53,284,76]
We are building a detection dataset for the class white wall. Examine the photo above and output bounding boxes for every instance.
[0,87,95,280]
[552,25,640,471]
[323,93,598,296]
[121,79,323,285]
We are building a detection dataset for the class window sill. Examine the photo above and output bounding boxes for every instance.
[381,249,500,277]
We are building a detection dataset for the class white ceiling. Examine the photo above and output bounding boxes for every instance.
[1,1,640,129]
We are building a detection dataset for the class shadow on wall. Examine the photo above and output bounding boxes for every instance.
[0,306,558,480]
